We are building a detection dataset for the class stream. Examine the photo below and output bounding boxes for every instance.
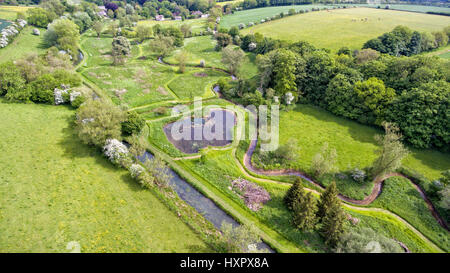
[136,150,274,253]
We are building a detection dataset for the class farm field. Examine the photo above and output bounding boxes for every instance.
[239,8,450,51]
[137,18,206,35]
[277,104,450,181]
[0,5,33,20]
[0,26,46,63]
[220,4,450,29]
[0,99,210,252]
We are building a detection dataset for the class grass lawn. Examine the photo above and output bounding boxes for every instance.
[239,8,450,52]
[137,18,206,35]
[0,5,33,20]
[0,100,210,252]
[164,36,258,79]
[277,104,450,182]
[167,69,228,99]
[82,63,176,107]
[369,177,449,251]
[0,26,46,63]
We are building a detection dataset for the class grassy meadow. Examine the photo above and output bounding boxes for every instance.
[0,5,33,20]
[137,18,206,35]
[277,104,450,181]
[239,8,450,51]
[0,99,210,252]
[0,26,46,63]
[164,36,258,79]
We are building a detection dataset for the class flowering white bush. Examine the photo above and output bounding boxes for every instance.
[103,139,129,165]
[248,42,257,51]
[0,19,26,48]
[54,87,69,105]
[129,164,145,179]
[351,168,366,183]
[70,91,81,103]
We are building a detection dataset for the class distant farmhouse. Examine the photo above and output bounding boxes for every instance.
[174,15,182,21]
[155,15,164,21]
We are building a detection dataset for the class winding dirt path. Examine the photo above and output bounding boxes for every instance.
[244,139,449,230]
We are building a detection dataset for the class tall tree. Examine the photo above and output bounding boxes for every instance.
[292,191,318,231]
[93,21,104,38]
[284,178,304,211]
[310,142,337,179]
[112,36,131,65]
[222,45,245,77]
[318,182,346,246]
[371,122,409,179]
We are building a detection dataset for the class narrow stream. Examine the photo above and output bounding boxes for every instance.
[136,151,274,253]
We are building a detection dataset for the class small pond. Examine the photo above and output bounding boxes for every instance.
[164,109,236,154]
[0,19,11,32]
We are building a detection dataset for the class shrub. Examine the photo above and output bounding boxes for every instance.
[334,228,403,253]
[351,168,366,183]
[76,99,126,147]
[122,111,145,135]
[231,178,270,211]
[103,138,131,168]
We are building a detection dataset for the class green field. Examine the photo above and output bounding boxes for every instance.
[0,26,46,63]
[0,99,210,252]
[137,18,206,35]
[164,36,258,79]
[370,177,449,251]
[0,5,33,20]
[239,8,450,51]
[277,104,450,181]
[220,4,450,29]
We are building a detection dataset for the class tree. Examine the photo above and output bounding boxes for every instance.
[325,69,363,121]
[370,122,409,179]
[221,46,245,77]
[27,8,55,28]
[149,35,175,57]
[175,50,189,73]
[75,99,126,147]
[284,178,303,210]
[92,21,104,38]
[112,36,131,65]
[180,24,192,38]
[310,142,337,179]
[318,182,346,246]
[143,156,172,188]
[0,62,26,98]
[438,185,450,211]
[334,228,403,253]
[44,18,80,60]
[386,81,449,149]
[122,111,145,135]
[353,77,395,124]
[215,32,232,50]
[220,222,263,253]
[136,24,153,42]
[292,191,318,231]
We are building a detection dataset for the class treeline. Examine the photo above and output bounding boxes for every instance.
[216,27,449,151]
[364,25,450,57]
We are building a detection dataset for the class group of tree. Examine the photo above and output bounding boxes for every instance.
[217,29,449,151]
[364,25,450,57]
[284,180,347,246]
[0,48,82,104]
